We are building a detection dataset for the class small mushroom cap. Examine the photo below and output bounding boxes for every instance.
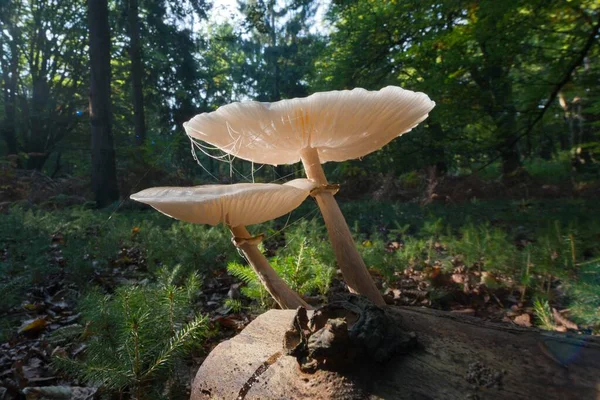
[184,86,435,165]
[129,179,317,227]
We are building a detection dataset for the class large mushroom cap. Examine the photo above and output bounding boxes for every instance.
[130,179,317,227]
[184,86,435,165]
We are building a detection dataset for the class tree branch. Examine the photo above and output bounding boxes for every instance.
[477,13,600,173]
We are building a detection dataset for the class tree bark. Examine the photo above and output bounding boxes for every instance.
[192,307,600,400]
[88,0,119,208]
[27,76,50,170]
[128,0,146,146]
[1,22,20,155]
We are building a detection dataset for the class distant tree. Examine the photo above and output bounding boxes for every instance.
[318,0,600,177]
[0,0,20,155]
[127,0,146,146]
[238,0,323,101]
[0,0,88,170]
[233,0,324,180]
[88,0,119,207]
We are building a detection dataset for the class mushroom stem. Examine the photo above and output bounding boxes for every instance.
[300,147,385,306]
[229,225,311,310]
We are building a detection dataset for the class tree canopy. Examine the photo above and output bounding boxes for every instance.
[0,0,598,184]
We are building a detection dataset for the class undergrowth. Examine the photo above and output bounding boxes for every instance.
[52,268,206,398]
[228,238,335,309]
[1,197,600,397]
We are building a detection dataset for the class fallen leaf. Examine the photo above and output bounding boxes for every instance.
[451,308,476,315]
[385,241,401,252]
[18,318,48,335]
[552,308,578,330]
[514,313,532,327]
[22,303,38,311]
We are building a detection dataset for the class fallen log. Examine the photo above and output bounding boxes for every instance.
[191,306,600,399]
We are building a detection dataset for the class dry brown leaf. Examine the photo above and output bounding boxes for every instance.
[552,308,578,330]
[513,313,532,327]
[451,308,476,315]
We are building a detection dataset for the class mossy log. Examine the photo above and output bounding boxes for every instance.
[191,306,600,400]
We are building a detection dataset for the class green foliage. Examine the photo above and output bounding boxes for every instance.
[227,235,335,308]
[477,162,503,182]
[237,0,324,102]
[316,0,600,176]
[565,262,600,331]
[358,238,398,283]
[450,222,516,275]
[275,219,336,266]
[227,261,271,308]
[52,270,207,398]
[224,298,244,314]
[529,221,579,287]
[0,205,232,337]
[269,240,334,296]
[0,0,89,168]
[533,298,555,331]
[341,199,600,329]
[3,0,598,184]
[398,171,423,189]
[136,221,234,277]
[524,153,572,185]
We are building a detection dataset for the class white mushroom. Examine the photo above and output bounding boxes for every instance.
[130,179,317,310]
[184,86,435,306]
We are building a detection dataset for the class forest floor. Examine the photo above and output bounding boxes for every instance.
[0,168,599,398]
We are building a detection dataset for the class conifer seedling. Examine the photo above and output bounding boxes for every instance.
[131,179,317,309]
[184,86,435,305]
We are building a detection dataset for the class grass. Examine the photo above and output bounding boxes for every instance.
[341,198,600,330]
[0,206,235,315]
[1,196,600,395]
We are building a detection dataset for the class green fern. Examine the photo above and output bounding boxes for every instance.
[227,262,271,307]
[533,298,555,330]
[52,273,207,397]
[565,261,600,330]
[227,261,259,285]
[227,239,334,308]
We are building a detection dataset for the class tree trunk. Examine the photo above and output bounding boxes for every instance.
[500,137,521,176]
[192,307,600,400]
[495,99,521,177]
[128,0,146,146]
[1,23,20,155]
[88,0,119,208]
[268,0,280,102]
[26,77,50,170]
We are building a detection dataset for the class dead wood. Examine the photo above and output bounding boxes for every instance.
[191,306,600,400]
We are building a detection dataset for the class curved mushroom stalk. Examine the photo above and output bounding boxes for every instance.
[230,226,310,309]
[130,180,317,310]
[301,147,384,305]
